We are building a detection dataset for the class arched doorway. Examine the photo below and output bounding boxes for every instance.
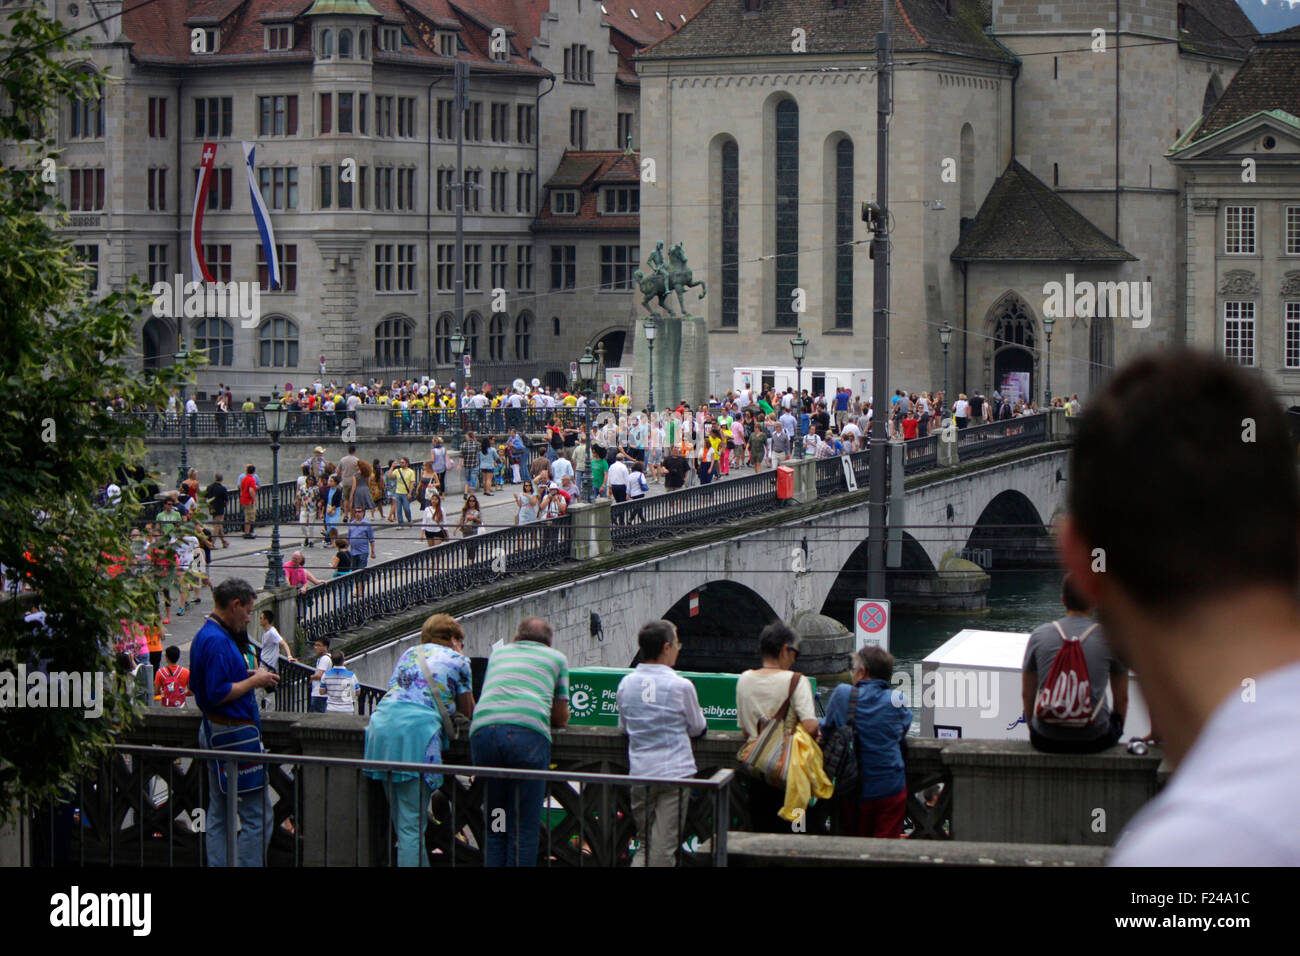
[989,295,1036,404]
[142,318,175,370]
[591,329,626,369]
[660,581,780,673]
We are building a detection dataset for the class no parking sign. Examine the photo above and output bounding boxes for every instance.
[854,599,890,653]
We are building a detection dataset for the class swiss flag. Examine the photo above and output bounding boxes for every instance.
[689,591,699,617]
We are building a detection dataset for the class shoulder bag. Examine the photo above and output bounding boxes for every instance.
[737,673,801,789]
[822,685,861,796]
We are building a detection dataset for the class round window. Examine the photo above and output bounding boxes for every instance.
[68,3,79,15]
[1262,135,1277,150]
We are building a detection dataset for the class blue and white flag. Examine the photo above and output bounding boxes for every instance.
[242,141,279,290]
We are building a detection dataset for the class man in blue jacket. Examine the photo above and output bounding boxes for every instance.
[190,578,279,866]
[820,646,912,838]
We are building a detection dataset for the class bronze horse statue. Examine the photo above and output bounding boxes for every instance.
[636,242,706,316]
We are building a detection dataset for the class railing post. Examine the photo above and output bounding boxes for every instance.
[937,420,960,467]
[786,457,818,504]
[569,499,612,560]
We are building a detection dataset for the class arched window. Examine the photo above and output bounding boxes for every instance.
[69,72,103,139]
[553,316,561,336]
[142,318,175,370]
[375,316,413,367]
[991,296,1035,401]
[720,138,739,328]
[319,29,333,58]
[834,137,853,330]
[464,312,480,360]
[1089,314,1113,392]
[339,30,353,58]
[194,317,234,367]
[258,315,299,367]
[435,312,452,364]
[489,313,506,360]
[959,123,975,217]
[774,99,799,328]
[359,30,369,59]
[515,312,532,360]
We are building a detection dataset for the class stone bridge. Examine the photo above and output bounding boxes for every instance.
[345,435,1071,687]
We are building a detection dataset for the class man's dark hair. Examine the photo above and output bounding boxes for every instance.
[315,636,331,649]
[214,472,223,482]
[516,616,553,645]
[1070,350,1299,608]
[213,578,256,609]
[261,609,276,626]
[246,464,255,474]
[857,645,894,681]
[637,620,677,661]
[332,648,345,666]
[165,645,180,664]
[758,621,798,660]
[348,444,357,454]
[1061,573,1089,613]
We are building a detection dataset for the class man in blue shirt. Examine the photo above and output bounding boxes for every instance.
[190,578,279,866]
[820,646,912,839]
[348,506,376,569]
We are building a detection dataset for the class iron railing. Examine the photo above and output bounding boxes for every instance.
[609,469,781,547]
[273,658,386,715]
[388,406,623,437]
[112,410,357,439]
[955,415,1047,462]
[136,478,298,533]
[297,514,575,644]
[28,743,734,867]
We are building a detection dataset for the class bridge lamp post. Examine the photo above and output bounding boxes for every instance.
[175,341,190,488]
[1042,314,1055,407]
[644,316,657,414]
[578,346,598,503]
[938,323,953,402]
[790,328,808,459]
[262,401,288,590]
[449,327,466,442]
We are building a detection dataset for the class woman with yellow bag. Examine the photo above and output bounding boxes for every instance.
[736,623,828,832]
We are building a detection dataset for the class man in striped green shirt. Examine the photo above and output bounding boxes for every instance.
[469,617,569,867]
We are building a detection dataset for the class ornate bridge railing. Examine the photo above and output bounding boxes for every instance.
[955,415,1047,462]
[136,477,297,533]
[387,406,616,437]
[609,469,781,547]
[297,514,575,645]
[111,410,355,439]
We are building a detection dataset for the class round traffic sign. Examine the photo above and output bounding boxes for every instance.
[858,602,886,633]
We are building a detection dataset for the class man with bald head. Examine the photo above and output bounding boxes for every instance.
[469,616,570,866]
[1059,350,1300,866]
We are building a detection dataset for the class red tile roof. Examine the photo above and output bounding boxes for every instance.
[533,149,641,232]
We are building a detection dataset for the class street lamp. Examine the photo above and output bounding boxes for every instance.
[1042,314,1055,406]
[790,329,808,459]
[643,317,657,414]
[262,401,289,590]
[938,323,953,401]
[578,346,598,502]
[175,341,190,488]
[450,327,466,442]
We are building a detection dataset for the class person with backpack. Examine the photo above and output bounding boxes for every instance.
[1021,573,1128,754]
[820,646,913,838]
[154,645,192,708]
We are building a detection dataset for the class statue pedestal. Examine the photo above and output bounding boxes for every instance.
[634,314,709,411]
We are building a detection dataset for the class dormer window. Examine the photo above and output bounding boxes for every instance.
[552,190,577,215]
[379,26,400,51]
[199,28,219,53]
[265,24,292,51]
[438,32,456,57]
[603,187,639,215]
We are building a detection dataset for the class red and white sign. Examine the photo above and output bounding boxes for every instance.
[854,599,890,652]
[688,591,700,617]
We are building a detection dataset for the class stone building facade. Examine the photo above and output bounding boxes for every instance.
[636,0,1258,405]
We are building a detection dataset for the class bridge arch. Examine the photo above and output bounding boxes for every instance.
[964,488,1052,568]
[820,531,936,622]
[661,580,780,673]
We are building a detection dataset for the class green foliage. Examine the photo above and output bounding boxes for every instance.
[0,8,200,821]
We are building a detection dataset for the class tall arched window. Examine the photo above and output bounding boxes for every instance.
[991,295,1035,401]
[1089,314,1113,392]
[464,312,480,360]
[774,99,799,328]
[834,138,853,330]
[489,313,506,360]
[142,318,175,370]
[721,139,739,328]
[194,317,234,367]
[515,312,532,360]
[69,72,103,139]
[435,312,452,364]
[959,123,975,217]
[259,315,299,367]
[375,316,413,366]
[319,29,334,58]
[339,30,353,58]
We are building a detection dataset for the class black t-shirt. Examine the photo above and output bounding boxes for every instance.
[969,396,984,418]
[663,455,689,489]
[205,482,228,513]
[814,411,830,432]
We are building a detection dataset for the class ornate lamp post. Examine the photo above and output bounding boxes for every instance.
[1042,314,1055,406]
[262,401,289,590]
[790,329,808,459]
[450,327,466,441]
[578,346,597,503]
[175,340,190,488]
[938,322,953,401]
[644,316,657,414]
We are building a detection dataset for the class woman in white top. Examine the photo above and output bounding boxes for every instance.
[647,419,665,483]
[953,393,970,429]
[735,623,820,833]
[422,492,447,545]
[514,480,538,525]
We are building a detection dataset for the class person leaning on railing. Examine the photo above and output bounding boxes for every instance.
[364,613,475,867]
